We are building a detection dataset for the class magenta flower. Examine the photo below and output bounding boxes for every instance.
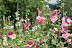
[61,33,68,40]
[27,40,34,47]
[34,44,39,48]
[9,46,11,48]
[7,31,14,37]
[36,16,44,24]
[37,38,41,44]
[28,21,31,26]
[50,10,58,23]
[67,39,71,44]
[23,22,26,28]
[62,17,71,24]
[53,27,58,34]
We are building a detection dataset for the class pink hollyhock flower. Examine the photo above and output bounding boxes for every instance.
[28,21,31,26]
[27,40,34,47]
[63,47,67,48]
[60,23,68,33]
[23,22,26,28]
[24,45,27,47]
[3,35,6,37]
[61,33,68,40]
[37,8,40,16]
[67,39,71,44]
[36,16,44,24]
[62,17,71,24]
[8,31,14,37]
[9,46,11,48]
[11,44,14,47]
[50,10,58,23]
[55,34,57,38]
[34,44,39,48]
[37,38,41,44]
[53,27,58,34]
[24,27,27,30]
[23,22,27,30]
[36,8,44,24]
[70,20,72,23]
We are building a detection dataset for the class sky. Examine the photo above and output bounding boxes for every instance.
[44,0,61,4]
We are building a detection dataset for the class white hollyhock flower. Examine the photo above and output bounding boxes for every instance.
[16,17,20,20]
[17,40,22,45]
[11,34,16,39]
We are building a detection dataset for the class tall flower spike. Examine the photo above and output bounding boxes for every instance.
[37,8,40,16]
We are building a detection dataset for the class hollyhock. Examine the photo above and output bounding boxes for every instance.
[60,23,68,33]
[8,31,14,37]
[67,39,71,44]
[23,22,26,28]
[50,10,58,23]
[62,17,71,24]
[28,21,31,26]
[27,40,34,47]
[61,33,68,40]
[70,20,72,23]
[37,38,41,44]
[9,46,11,48]
[53,27,58,34]
[36,8,44,24]
[3,35,6,37]
[24,45,27,47]
[34,44,39,48]
[36,16,44,24]
[11,44,14,47]
[63,47,67,48]
[37,8,40,16]
[55,34,57,38]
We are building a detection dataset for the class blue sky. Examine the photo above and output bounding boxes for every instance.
[45,0,61,4]
[49,0,57,4]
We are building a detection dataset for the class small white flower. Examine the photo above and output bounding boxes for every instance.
[32,26,37,31]
[17,40,22,45]
[20,19,24,22]
[16,17,20,20]
[28,19,30,21]
[18,29,22,33]
[11,34,16,39]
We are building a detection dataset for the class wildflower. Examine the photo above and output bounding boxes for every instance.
[27,40,34,47]
[36,16,44,24]
[18,40,22,45]
[15,17,19,20]
[7,31,14,37]
[34,44,39,48]
[53,27,58,34]
[20,19,24,22]
[60,23,68,33]
[63,47,67,48]
[37,38,41,44]
[11,44,14,47]
[3,35,6,37]
[50,10,58,23]
[67,39,71,44]
[61,33,68,40]
[11,34,16,39]
[28,21,31,26]
[62,17,71,24]
[24,45,27,47]
[36,8,44,24]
